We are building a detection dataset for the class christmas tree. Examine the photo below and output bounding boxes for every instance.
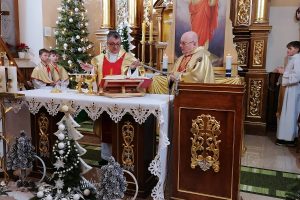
[6,131,36,187]
[97,157,127,200]
[7,131,36,170]
[55,0,93,73]
[33,105,97,200]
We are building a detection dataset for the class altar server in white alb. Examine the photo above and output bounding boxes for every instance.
[275,41,300,146]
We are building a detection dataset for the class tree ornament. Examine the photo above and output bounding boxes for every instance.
[73,194,80,200]
[68,60,72,64]
[58,142,65,149]
[45,195,53,200]
[63,43,68,48]
[58,124,65,131]
[59,150,65,155]
[76,35,80,39]
[38,186,45,191]
[75,7,79,12]
[69,18,73,22]
[37,191,44,198]
[61,105,69,112]
[58,133,65,140]
[83,188,90,196]
[78,48,82,52]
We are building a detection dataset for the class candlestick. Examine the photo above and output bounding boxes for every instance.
[149,21,153,43]
[162,54,168,70]
[6,66,18,93]
[0,67,6,92]
[141,22,146,42]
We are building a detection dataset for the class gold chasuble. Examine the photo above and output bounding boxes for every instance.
[91,49,145,85]
[172,46,215,83]
[31,62,53,84]
[50,63,69,82]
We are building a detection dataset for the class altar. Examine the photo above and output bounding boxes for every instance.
[11,88,173,200]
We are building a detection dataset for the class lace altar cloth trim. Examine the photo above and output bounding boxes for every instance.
[10,89,173,200]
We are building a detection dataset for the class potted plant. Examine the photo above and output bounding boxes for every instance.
[16,43,29,58]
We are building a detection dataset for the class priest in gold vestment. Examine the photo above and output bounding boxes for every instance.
[170,31,215,83]
[81,30,144,164]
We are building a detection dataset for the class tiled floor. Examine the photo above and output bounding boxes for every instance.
[240,133,300,200]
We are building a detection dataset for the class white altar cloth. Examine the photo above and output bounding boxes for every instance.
[13,89,173,200]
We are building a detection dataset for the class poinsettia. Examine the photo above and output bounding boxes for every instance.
[16,43,30,52]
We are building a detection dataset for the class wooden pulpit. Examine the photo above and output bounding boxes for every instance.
[171,83,244,200]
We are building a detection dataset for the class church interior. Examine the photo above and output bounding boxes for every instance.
[0,0,299,199]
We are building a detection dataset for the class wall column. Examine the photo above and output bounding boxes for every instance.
[95,0,115,52]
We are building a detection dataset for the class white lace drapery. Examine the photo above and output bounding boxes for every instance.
[13,89,173,200]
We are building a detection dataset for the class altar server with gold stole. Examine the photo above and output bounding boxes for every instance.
[81,30,144,165]
[49,50,69,88]
[170,31,215,83]
[31,49,55,89]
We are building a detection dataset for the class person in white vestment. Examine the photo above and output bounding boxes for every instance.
[275,41,300,146]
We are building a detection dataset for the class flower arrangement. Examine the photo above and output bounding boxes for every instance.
[16,43,30,52]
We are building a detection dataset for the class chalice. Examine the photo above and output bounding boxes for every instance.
[84,74,96,94]
[75,75,84,93]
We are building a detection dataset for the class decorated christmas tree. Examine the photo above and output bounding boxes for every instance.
[7,131,36,187]
[97,157,127,200]
[7,131,36,170]
[33,105,97,200]
[55,0,93,73]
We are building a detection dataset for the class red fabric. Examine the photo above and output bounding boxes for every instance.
[45,65,51,74]
[53,64,59,74]
[102,53,125,77]
[189,0,218,46]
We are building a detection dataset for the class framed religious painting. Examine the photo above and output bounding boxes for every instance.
[1,0,20,56]
[174,0,228,71]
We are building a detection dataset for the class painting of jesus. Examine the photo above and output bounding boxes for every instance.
[175,0,227,67]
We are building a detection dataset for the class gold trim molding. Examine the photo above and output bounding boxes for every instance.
[190,114,221,172]
[236,0,251,26]
[253,40,264,66]
[235,41,249,66]
[247,79,263,117]
[38,113,50,158]
[122,121,135,171]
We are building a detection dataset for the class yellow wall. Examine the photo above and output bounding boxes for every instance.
[42,0,101,55]
[271,0,299,7]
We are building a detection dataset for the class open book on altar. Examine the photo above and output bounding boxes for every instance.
[101,75,152,97]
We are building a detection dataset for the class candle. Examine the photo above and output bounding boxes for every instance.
[226,54,232,70]
[162,54,168,70]
[7,66,18,93]
[141,22,146,42]
[0,67,6,92]
[149,21,153,43]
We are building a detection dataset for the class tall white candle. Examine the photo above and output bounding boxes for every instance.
[226,54,232,70]
[7,66,18,93]
[0,67,6,92]
[162,54,168,70]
